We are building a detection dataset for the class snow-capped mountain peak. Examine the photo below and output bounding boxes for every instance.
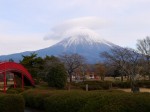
[58,28,113,48]
[59,36,96,48]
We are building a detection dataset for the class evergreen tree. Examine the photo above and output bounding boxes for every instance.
[20,53,44,82]
[46,63,67,88]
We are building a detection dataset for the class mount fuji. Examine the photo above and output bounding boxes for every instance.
[0,28,119,63]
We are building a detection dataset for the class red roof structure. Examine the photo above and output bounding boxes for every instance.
[0,62,35,92]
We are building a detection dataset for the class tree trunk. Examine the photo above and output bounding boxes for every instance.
[69,75,72,82]
[101,76,105,81]
[68,75,72,91]
[127,75,130,81]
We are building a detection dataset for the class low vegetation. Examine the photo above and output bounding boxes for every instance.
[71,80,150,91]
[0,94,24,112]
[22,89,150,112]
[71,81,112,90]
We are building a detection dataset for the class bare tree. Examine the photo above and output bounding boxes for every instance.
[101,47,142,92]
[101,47,130,81]
[95,63,106,81]
[137,36,150,80]
[125,48,141,91]
[59,53,86,82]
[101,48,141,79]
[77,64,87,82]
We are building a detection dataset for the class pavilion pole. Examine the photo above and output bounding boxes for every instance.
[21,73,24,90]
[14,74,16,88]
[3,63,6,93]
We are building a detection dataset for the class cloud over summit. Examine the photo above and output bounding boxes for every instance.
[44,17,109,40]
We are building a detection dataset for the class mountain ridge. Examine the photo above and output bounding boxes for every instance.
[0,28,120,63]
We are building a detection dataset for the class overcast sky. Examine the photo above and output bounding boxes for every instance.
[0,0,150,55]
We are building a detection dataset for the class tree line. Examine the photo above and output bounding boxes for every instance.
[19,53,85,88]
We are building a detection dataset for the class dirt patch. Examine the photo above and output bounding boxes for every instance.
[118,88,150,93]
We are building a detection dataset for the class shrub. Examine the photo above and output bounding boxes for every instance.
[112,81,131,88]
[22,89,150,112]
[44,91,88,112]
[6,88,24,94]
[44,91,150,112]
[137,80,150,88]
[0,94,25,112]
[112,80,150,88]
[22,89,53,110]
[6,89,19,94]
[81,92,150,112]
[46,64,67,89]
[72,81,112,90]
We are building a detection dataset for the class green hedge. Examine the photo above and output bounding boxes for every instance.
[22,89,89,111]
[72,81,112,90]
[72,80,150,89]
[112,81,131,88]
[80,93,150,112]
[22,89,53,110]
[112,80,150,88]
[137,80,150,88]
[22,89,150,112]
[45,92,150,112]
[44,91,89,112]
[6,88,24,94]
[0,94,25,112]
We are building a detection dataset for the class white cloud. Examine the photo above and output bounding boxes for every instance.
[0,33,57,55]
[44,17,110,40]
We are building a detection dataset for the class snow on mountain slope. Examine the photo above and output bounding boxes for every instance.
[58,28,114,48]
[62,28,100,46]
